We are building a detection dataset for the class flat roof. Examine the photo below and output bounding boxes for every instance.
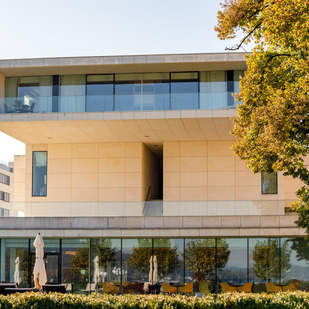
[0,52,248,76]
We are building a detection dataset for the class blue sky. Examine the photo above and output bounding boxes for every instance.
[0,0,249,163]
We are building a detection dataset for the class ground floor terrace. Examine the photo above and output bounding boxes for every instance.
[1,235,309,294]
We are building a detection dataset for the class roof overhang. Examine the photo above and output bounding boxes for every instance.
[0,53,248,76]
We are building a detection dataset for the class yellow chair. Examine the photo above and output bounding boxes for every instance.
[161,283,177,295]
[266,282,281,293]
[237,282,253,293]
[198,281,210,294]
[220,282,237,293]
[282,282,298,292]
[178,282,194,296]
[102,282,119,294]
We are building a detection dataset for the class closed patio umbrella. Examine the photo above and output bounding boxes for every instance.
[33,233,47,291]
[153,255,158,284]
[149,255,153,284]
[93,255,100,291]
[14,257,21,286]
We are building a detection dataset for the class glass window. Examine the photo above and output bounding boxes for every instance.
[0,191,10,202]
[200,71,226,109]
[154,238,184,283]
[115,74,142,111]
[171,72,198,110]
[217,238,247,285]
[233,71,244,106]
[90,239,121,285]
[0,239,29,287]
[142,73,169,111]
[86,75,114,112]
[60,75,86,112]
[185,238,216,291]
[249,238,280,283]
[0,173,10,185]
[262,172,278,194]
[123,238,152,284]
[32,151,47,197]
[5,76,52,113]
[62,239,90,293]
[282,238,309,290]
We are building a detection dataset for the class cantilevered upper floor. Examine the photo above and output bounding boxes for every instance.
[0,53,246,115]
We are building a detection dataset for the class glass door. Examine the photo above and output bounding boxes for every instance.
[45,253,59,284]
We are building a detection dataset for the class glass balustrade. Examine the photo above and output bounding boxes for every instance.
[0,92,240,114]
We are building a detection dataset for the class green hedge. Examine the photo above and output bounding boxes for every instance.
[1,291,309,309]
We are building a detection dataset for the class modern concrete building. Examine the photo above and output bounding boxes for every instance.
[0,53,307,292]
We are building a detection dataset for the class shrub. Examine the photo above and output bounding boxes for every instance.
[1,291,309,308]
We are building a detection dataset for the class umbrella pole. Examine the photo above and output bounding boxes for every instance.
[35,277,42,292]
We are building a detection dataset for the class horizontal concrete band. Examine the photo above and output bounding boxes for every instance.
[0,53,247,69]
[0,228,305,239]
[0,215,300,230]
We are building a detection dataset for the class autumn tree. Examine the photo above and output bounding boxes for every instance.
[215,0,309,232]
[185,239,230,281]
[252,239,291,282]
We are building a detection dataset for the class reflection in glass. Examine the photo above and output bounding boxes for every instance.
[32,151,47,197]
[115,74,142,111]
[262,172,278,194]
[185,239,217,283]
[124,238,152,283]
[154,238,183,283]
[142,73,169,110]
[249,238,290,283]
[0,239,28,287]
[200,71,226,109]
[5,76,52,113]
[171,72,198,110]
[218,238,246,284]
[86,75,114,112]
[282,238,309,289]
[60,75,86,112]
[62,239,90,293]
[90,239,121,285]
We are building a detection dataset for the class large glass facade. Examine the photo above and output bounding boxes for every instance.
[3,71,244,114]
[1,236,306,293]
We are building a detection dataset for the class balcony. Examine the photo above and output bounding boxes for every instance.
[0,92,240,114]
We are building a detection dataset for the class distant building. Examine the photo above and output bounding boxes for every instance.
[0,53,307,292]
[0,162,13,216]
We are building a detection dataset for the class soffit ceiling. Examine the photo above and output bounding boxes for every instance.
[0,111,236,156]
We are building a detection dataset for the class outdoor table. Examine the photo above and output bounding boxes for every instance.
[148,284,160,294]
[170,283,185,294]
[42,284,66,293]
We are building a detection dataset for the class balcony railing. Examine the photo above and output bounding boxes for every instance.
[0,92,241,114]
[7,200,289,217]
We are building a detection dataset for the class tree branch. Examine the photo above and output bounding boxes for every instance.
[225,22,262,51]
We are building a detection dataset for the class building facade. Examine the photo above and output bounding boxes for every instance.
[0,162,13,216]
[0,53,307,292]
